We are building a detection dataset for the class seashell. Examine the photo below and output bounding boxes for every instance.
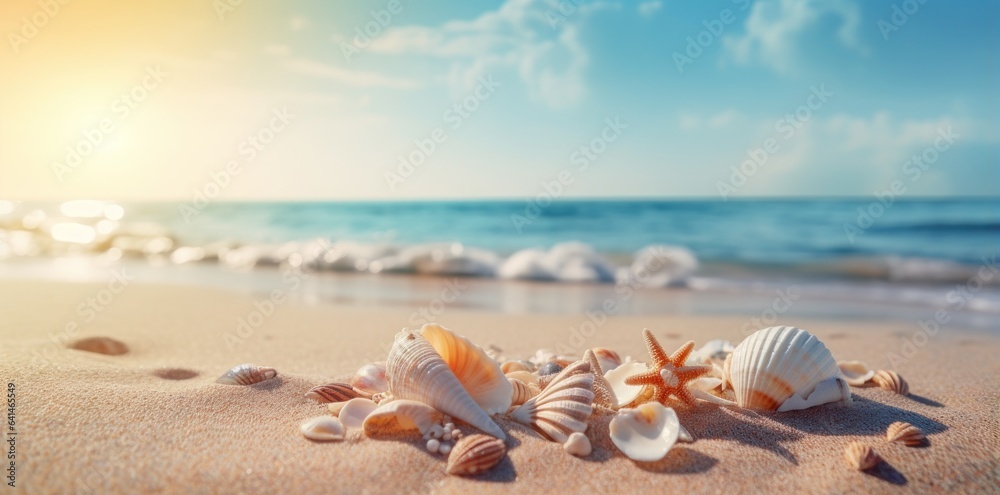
[583,349,617,410]
[426,438,441,453]
[872,370,909,396]
[727,326,851,411]
[505,370,537,386]
[327,401,348,416]
[445,434,506,476]
[536,373,555,390]
[686,339,734,365]
[216,363,277,386]
[363,399,444,437]
[604,361,649,408]
[500,360,533,374]
[338,398,379,428]
[350,362,387,397]
[511,360,594,443]
[844,441,880,471]
[386,330,506,439]
[838,360,875,387]
[609,402,680,462]
[677,424,694,443]
[305,382,362,404]
[419,323,513,415]
[538,362,563,376]
[592,347,622,371]
[563,431,592,457]
[509,378,540,406]
[886,421,925,446]
[300,416,345,442]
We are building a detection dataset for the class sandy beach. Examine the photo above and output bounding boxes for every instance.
[2,279,997,494]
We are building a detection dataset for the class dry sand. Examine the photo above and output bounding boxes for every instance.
[1,280,998,494]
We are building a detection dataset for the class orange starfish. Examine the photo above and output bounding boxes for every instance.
[624,329,711,407]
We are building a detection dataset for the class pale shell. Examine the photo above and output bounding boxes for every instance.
[420,323,512,414]
[837,360,875,387]
[509,378,539,406]
[300,416,345,442]
[886,421,925,446]
[305,382,362,403]
[727,326,851,411]
[500,360,533,374]
[386,330,505,439]
[504,370,538,386]
[687,339,734,365]
[563,431,592,457]
[363,399,444,437]
[609,402,680,462]
[327,401,348,416]
[872,370,909,395]
[510,360,594,443]
[604,361,648,408]
[844,441,880,471]
[216,363,277,386]
[350,362,387,397]
[592,347,622,371]
[339,398,379,428]
[446,434,506,476]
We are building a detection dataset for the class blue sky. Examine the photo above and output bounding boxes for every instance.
[1,0,997,199]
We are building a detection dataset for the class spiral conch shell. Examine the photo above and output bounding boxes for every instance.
[419,324,512,415]
[511,360,594,443]
[216,363,277,386]
[386,329,506,439]
[726,326,850,411]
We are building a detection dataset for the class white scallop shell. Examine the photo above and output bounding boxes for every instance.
[339,398,379,428]
[837,360,875,386]
[728,326,851,412]
[363,399,444,437]
[510,360,593,443]
[603,361,648,408]
[300,416,345,442]
[386,330,505,439]
[419,323,512,414]
[609,402,680,462]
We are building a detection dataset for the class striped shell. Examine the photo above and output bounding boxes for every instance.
[216,363,277,386]
[420,324,512,414]
[510,360,594,443]
[386,330,505,439]
[844,441,880,471]
[727,326,850,411]
[584,349,617,410]
[446,434,506,476]
[509,378,540,406]
[505,370,537,386]
[593,347,622,371]
[500,360,533,374]
[886,421,925,446]
[305,383,362,403]
[873,370,909,395]
[300,416,345,442]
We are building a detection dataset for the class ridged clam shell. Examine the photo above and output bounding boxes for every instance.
[509,378,540,406]
[511,360,594,443]
[728,326,850,411]
[844,441,880,470]
[300,416,345,442]
[420,323,512,414]
[583,349,617,410]
[838,360,875,386]
[386,330,506,439]
[216,363,277,386]
[609,402,680,462]
[445,434,506,476]
[305,382,362,403]
[886,421,925,446]
[873,370,909,395]
[363,399,444,437]
[350,362,387,397]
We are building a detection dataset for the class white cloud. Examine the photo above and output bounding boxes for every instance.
[637,1,662,17]
[285,58,422,90]
[366,0,615,108]
[722,0,864,74]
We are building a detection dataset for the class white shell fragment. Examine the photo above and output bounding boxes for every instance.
[727,326,851,412]
[386,329,506,439]
[339,398,379,428]
[300,416,345,442]
[363,399,444,437]
[563,432,592,457]
[687,339,734,365]
[604,361,648,408]
[216,363,277,386]
[420,324,512,414]
[838,360,875,387]
[609,402,681,462]
[350,362,388,397]
[511,361,594,443]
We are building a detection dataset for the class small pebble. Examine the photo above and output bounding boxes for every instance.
[443,432,452,442]
[439,443,452,455]
[539,362,563,376]
[427,439,441,453]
